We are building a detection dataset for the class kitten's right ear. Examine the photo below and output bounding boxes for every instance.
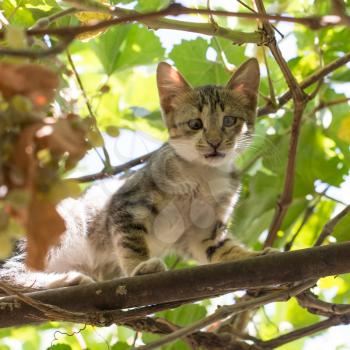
[156,62,191,115]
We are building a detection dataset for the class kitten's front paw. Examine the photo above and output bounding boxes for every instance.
[47,271,94,288]
[131,258,167,276]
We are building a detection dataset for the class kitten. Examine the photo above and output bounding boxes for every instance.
[1,58,270,289]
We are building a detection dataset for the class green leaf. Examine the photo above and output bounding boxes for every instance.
[47,344,72,350]
[157,304,207,327]
[169,38,229,86]
[285,298,320,328]
[93,24,164,75]
[92,25,131,75]
[111,342,130,350]
[233,172,282,243]
[333,211,350,243]
[3,0,35,26]
[211,37,247,67]
[136,0,171,12]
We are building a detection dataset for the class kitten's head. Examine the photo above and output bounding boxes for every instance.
[156,59,260,168]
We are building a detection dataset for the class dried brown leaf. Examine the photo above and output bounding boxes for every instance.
[6,115,88,269]
[26,193,65,270]
[0,62,59,108]
[36,116,88,162]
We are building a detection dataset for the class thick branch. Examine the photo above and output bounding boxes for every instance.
[2,243,350,328]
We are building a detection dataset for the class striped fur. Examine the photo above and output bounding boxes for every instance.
[0,59,270,289]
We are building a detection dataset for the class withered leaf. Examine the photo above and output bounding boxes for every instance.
[26,193,66,270]
[0,62,59,108]
[7,114,88,270]
[36,116,88,162]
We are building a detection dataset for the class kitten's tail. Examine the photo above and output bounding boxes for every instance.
[0,244,94,290]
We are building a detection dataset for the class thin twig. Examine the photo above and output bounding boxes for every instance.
[0,37,73,58]
[284,186,329,251]
[331,0,350,25]
[207,0,232,73]
[297,291,350,317]
[30,7,78,29]
[66,51,112,170]
[307,97,350,118]
[314,205,350,246]
[134,281,315,350]
[261,316,343,348]
[236,0,284,38]
[258,52,350,117]
[284,203,316,252]
[262,46,277,106]
[70,150,156,183]
[317,191,348,206]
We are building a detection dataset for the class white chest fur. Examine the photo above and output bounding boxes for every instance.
[146,166,239,256]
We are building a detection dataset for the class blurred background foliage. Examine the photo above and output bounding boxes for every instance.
[1,0,350,349]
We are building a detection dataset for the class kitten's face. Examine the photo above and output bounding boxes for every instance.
[157,59,260,168]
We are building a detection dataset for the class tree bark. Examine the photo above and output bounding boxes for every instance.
[1,242,350,328]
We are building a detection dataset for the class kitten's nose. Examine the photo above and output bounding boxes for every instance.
[207,139,222,149]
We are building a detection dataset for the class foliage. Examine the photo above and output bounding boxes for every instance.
[0,0,350,349]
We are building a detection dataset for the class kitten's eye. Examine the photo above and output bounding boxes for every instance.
[188,118,203,130]
[223,116,238,127]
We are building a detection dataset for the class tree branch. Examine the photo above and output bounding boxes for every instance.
[0,37,73,58]
[258,52,350,117]
[261,316,344,349]
[70,151,155,182]
[297,291,350,317]
[2,243,350,328]
[135,281,314,350]
[314,205,350,246]
[253,0,308,248]
[1,3,350,58]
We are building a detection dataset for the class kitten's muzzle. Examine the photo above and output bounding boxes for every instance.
[204,139,225,158]
[207,139,222,149]
[204,151,225,158]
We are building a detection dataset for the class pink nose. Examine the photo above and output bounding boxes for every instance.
[207,139,221,149]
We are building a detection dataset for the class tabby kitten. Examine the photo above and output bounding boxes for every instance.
[1,58,268,288]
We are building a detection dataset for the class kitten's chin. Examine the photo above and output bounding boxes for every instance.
[169,141,233,169]
[202,154,229,167]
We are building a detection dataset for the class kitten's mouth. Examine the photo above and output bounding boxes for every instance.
[204,151,225,158]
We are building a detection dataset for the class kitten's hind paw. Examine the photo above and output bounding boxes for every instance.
[131,258,167,276]
[47,271,94,288]
[257,247,280,256]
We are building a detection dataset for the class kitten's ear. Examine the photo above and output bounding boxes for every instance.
[226,58,260,108]
[157,62,191,114]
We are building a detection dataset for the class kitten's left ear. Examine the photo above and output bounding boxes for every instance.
[226,58,260,109]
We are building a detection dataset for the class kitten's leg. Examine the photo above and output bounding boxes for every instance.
[114,230,166,276]
[189,221,273,264]
[1,265,94,289]
[44,271,94,288]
